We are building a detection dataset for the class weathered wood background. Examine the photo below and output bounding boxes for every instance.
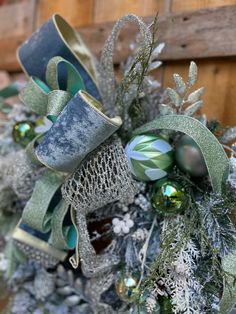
[0,0,236,126]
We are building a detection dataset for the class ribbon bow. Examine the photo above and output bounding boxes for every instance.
[20,56,85,122]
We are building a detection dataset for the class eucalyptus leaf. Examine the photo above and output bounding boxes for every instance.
[148,61,162,72]
[173,73,186,95]
[184,101,203,116]
[151,42,165,60]
[188,61,198,86]
[159,104,175,116]
[166,88,181,106]
[187,87,205,103]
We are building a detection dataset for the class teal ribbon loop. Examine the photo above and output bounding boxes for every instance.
[133,115,229,194]
[20,56,86,121]
[0,82,20,99]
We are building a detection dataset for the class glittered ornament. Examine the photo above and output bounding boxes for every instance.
[115,273,139,303]
[151,179,189,216]
[12,121,36,147]
[175,135,207,177]
[125,135,174,181]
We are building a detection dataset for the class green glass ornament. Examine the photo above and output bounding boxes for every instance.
[125,134,174,182]
[115,273,139,303]
[175,135,207,177]
[12,121,36,147]
[151,179,189,216]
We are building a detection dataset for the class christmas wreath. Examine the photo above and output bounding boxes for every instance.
[0,13,236,314]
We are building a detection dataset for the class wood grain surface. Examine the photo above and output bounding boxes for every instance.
[0,0,36,71]
[0,0,236,125]
[78,5,236,62]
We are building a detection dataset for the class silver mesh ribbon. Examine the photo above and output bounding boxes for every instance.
[62,137,137,277]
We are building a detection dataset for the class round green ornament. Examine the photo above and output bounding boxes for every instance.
[12,121,36,147]
[151,179,189,216]
[125,134,174,182]
[175,135,208,177]
[115,273,139,303]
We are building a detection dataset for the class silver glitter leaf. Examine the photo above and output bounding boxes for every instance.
[173,73,186,95]
[166,88,181,106]
[187,87,205,104]
[184,100,203,116]
[188,61,198,86]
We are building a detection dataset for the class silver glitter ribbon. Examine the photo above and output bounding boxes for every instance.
[134,115,229,194]
[98,14,152,114]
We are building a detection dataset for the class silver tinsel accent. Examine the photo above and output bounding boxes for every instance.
[62,137,137,277]
[98,14,152,114]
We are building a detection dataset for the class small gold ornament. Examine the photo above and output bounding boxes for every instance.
[115,273,139,303]
[151,179,189,216]
[12,121,36,147]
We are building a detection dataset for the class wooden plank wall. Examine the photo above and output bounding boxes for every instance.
[162,1,236,126]
[1,0,236,125]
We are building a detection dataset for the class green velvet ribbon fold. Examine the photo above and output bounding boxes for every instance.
[20,56,85,121]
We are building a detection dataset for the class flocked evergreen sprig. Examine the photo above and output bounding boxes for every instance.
[196,194,236,258]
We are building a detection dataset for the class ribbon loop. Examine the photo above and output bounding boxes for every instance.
[20,77,49,116]
[20,56,86,121]
[46,56,85,94]
[21,170,65,233]
[47,90,71,121]
[98,14,152,112]
[48,200,77,250]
